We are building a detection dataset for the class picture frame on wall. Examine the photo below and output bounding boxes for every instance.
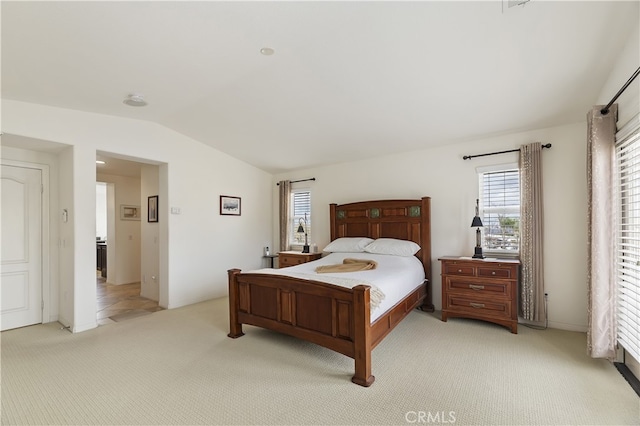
[120,204,141,221]
[148,195,158,222]
[220,195,241,216]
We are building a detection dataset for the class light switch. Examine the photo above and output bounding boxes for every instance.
[171,207,181,214]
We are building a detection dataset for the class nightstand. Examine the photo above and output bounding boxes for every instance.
[439,256,520,334]
[278,251,322,268]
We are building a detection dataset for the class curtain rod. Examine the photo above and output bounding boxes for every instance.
[601,66,640,115]
[276,178,316,186]
[463,143,551,160]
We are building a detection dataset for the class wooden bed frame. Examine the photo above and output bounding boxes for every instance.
[227,197,433,386]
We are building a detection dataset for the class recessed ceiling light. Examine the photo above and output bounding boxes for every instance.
[96,160,106,165]
[260,47,275,56]
[123,93,148,107]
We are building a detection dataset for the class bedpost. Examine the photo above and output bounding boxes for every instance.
[227,268,245,338]
[351,285,375,387]
[421,197,435,312]
[329,203,338,241]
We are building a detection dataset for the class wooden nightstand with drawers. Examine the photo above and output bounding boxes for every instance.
[278,251,322,268]
[439,256,520,334]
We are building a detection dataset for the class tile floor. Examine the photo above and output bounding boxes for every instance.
[96,275,163,325]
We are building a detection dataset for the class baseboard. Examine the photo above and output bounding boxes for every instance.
[72,320,98,333]
[614,362,640,397]
[546,321,588,333]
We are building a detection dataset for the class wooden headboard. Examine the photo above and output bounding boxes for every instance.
[329,197,432,287]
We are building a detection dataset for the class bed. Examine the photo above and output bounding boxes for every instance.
[227,197,433,386]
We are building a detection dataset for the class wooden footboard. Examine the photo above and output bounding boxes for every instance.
[227,268,428,386]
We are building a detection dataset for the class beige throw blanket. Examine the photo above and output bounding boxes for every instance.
[315,258,378,274]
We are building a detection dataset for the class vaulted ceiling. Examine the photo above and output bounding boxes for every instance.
[2,1,638,174]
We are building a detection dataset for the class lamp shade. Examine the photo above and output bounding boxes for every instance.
[297,223,305,233]
[471,199,483,227]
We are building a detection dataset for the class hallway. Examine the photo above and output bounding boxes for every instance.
[96,276,163,325]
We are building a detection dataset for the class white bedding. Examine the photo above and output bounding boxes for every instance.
[247,252,425,322]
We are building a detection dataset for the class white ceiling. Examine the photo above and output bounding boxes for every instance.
[2,1,638,174]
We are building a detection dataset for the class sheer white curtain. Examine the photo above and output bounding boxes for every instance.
[519,142,545,322]
[587,104,618,359]
[278,180,291,252]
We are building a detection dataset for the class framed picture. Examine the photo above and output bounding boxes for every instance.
[220,195,241,216]
[148,195,158,223]
[120,204,141,221]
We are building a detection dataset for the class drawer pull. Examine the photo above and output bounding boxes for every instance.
[470,302,485,309]
[458,269,462,273]
[492,271,496,275]
[469,284,485,291]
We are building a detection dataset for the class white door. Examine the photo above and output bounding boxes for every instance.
[1,164,42,331]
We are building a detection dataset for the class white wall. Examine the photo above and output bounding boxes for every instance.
[96,183,107,240]
[58,146,76,328]
[270,18,640,334]
[3,20,635,334]
[3,100,273,331]
[141,164,160,301]
[106,183,116,288]
[596,19,639,127]
[71,143,100,332]
[275,121,589,331]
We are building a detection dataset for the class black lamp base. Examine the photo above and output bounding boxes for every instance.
[472,247,484,259]
[302,245,310,253]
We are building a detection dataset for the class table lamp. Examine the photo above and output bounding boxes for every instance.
[471,199,485,259]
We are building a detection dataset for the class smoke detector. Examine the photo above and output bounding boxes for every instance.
[123,93,148,107]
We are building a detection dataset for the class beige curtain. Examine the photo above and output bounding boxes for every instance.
[587,104,618,359]
[519,142,545,322]
[278,180,291,252]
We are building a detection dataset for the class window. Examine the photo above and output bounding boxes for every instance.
[290,189,311,247]
[615,113,640,363]
[478,164,520,255]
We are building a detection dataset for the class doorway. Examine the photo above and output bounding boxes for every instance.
[95,153,162,323]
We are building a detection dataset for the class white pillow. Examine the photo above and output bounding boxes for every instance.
[364,238,421,257]
[323,237,374,253]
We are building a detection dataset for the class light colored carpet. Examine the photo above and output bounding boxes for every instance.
[1,297,638,425]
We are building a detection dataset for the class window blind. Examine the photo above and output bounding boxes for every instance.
[479,168,520,252]
[616,113,640,363]
[291,190,311,245]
